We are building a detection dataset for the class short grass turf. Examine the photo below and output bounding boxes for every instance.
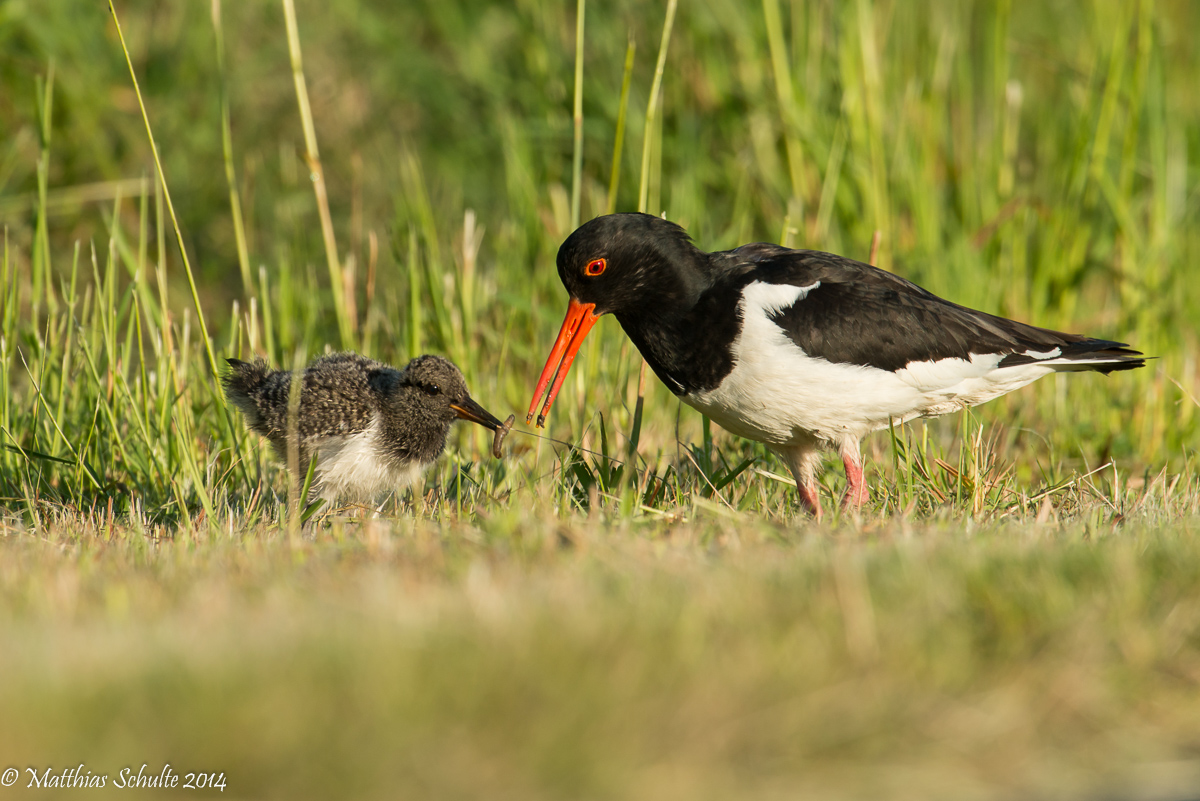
[1,514,1200,801]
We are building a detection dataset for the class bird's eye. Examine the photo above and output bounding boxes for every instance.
[584,258,606,277]
[423,383,440,395]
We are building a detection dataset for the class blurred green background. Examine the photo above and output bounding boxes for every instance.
[3,1,1196,345]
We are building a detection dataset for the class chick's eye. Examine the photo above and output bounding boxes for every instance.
[584,258,606,277]
[422,383,440,395]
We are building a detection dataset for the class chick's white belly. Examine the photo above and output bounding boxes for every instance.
[309,416,430,501]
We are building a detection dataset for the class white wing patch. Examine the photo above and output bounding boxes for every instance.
[744,280,821,313]
[686,280,1065,448]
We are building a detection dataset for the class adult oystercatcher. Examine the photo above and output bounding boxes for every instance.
[527,213,1145,518]
[225,352,505,502]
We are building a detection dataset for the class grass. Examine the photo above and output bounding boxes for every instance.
[0,0,1198,798]
[3,517,1200,799]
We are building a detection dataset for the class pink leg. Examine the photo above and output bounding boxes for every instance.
[773,441,823,520]
[840,440,869,509]
[796,480,822,520]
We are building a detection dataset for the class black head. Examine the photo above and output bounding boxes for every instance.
[392,354,504,432]
[528,214,711,426]
[555,213,710,315]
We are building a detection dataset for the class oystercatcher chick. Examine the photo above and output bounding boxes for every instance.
[225,352,504,503]
[528,213,1145,518]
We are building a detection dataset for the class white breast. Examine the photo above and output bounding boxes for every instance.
[310,415,430,501]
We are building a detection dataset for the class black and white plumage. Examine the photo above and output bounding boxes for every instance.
[225,352,504,502]
[528,213,1145,518]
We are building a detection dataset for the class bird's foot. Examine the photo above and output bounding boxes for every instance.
[841,453,869,510]
[797,481,822,520]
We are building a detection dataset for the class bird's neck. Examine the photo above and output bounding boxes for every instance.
[378,395,449,467]
[614,268,744,396]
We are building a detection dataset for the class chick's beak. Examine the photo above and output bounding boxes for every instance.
[450,396,505,431]
[527,297,601,427]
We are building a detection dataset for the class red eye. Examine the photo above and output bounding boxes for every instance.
[584,258,607,277]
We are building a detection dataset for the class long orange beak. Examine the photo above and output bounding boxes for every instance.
[527,297,602,427]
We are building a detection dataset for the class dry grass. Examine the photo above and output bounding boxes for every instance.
[2,508,1200,800]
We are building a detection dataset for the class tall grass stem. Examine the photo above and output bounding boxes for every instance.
[570,0,586,229]
[211,0,255,300]
[637,0,678,215]
[281,0,355,349]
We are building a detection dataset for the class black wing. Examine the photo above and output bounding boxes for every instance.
[735,246,1143,373]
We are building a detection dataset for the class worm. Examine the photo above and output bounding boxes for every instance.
[492,414,515,459]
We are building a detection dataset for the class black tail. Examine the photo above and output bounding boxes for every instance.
[1080,346,1147,374]
[998,339,1147,374]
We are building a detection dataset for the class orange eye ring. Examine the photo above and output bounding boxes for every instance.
[584,258,607,277]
